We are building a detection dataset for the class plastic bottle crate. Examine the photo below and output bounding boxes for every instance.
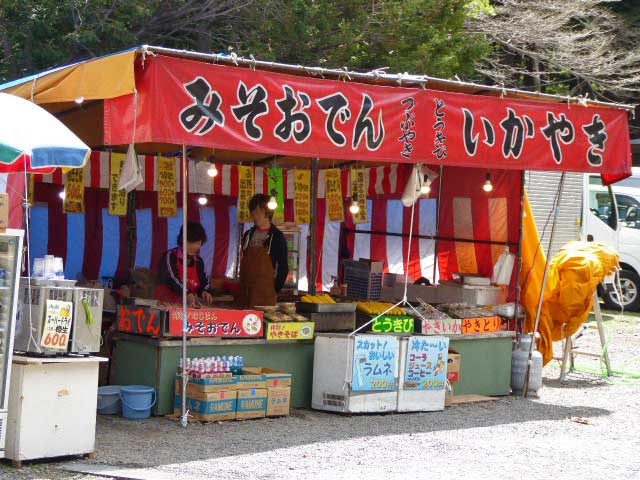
[344,260,384,300]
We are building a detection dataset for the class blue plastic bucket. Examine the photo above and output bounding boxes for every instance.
[97,385,122,415]
[120,385,156,420]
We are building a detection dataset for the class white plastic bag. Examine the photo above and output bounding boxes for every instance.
[492,247,515,286]
[401,164,438,207]
[118,144,144,192]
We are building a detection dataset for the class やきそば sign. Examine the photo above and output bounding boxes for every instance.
[168,308,264,337]
[352,334,399,391]
[266,322,314,341]
[404,336,450,390]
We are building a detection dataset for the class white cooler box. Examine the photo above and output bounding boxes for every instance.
[312,333,401,413]
[397,335,449,412]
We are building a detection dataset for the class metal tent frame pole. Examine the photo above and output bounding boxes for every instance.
[514,171,527,334]
[180,145,189,427]
[309,158,319,294]
[523,172,566,397]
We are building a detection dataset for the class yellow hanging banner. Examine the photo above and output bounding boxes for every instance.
[238,166,255,223]
[109,153,128,216]
[325,168,344,222]
[157,157,177,217]
[64,167,85,214]
[350,168,369,224]
[294,169,311,225]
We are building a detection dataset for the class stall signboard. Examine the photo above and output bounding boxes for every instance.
[117,305,165,336]
[421,318,462,335]
[266,321,314,341]
[352,334,398,391]
[461,316,501,334]
[350,168,368,224]
[237,165,254,222]
[294,169,311,225]
[404,336,449,390]
[64,167,84,213]
[370,315,414,333]
[105,54,631,181]
[167,308,264,337]
[41,300,73,351]
[325,168,344,222]
[157,156,177,217]
[109,152,128,216]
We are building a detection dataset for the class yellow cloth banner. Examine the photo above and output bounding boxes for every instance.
[350,168,369,224]
[157,157,177,217]
[63,167,85,213]
[238,166,255,223]
[325,168,344,222]
[294,170,311,225]
[109,153,128,216]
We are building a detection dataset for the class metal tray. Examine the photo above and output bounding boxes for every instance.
[296,302,357,313]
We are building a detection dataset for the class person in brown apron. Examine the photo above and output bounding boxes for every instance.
[237,194,289,307]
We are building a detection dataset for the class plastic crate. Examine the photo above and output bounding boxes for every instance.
[344,260,384,300]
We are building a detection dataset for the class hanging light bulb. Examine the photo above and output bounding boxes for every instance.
[198,195,208,206]
[483,173,493,193]
[349,196,360,214]
[74,96,85,105]
[207,164,218,177]
[58,190,66,200]
[420,175,431,195]
[267,189,278,210]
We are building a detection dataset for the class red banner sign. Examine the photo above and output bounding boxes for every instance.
[167,308,264,337]
[106,55,426,164]
[104,54,630,180]
[117,305,164,336]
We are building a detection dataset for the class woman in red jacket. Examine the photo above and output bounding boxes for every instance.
[154,222,214,306]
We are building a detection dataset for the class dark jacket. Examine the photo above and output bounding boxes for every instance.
[241,225,289,292]
[158,247,209,296]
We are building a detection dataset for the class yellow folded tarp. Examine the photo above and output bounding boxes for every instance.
[520,193,619,364]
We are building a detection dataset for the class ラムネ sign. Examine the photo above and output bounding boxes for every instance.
[352,334,399,391]
[167,308,264,337]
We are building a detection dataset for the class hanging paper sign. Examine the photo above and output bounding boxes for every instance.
[266,322,315,341]
[28,174,35,206]
[238,166,255,223]
[267,168,285,224]
[157,156,177,217]
[63,167,85,213]
[404,336,449,390]
[352,334,399,391]
[294,169,311,225]
[109,153,128,216]
[40,299,73,351]
[325,168,344,222]
[350,168,368,224]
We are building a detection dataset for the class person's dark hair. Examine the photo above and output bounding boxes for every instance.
[177,222,207,246]
[249,193,274,221]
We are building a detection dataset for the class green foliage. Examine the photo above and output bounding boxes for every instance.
[0,0,489,83]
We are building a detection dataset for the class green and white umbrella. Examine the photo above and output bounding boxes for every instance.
[0,92,90,173]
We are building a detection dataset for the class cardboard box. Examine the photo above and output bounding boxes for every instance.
[267,387,291,417]
[447,350,461,383]
[174,389,237,422]
[243,367,292,388]
[176,373,238,393]
[235,372,266,390]
[236,388,268,419]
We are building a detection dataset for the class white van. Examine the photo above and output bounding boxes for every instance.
[527,168,640,311]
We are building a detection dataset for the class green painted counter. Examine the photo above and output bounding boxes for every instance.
[112,331,514,416]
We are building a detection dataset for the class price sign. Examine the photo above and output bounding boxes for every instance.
[64,167,85,213]
[352,334,398,391]
[350,168,368,224]
[109,152,128,216]
[266,322,314,341]
[157,157,177,217]
[325,168,344,222]
[294,169,311,225]
[404,336,449,390]
[237,166,255,223]
[421,318,462,335]
[41,300,73,351]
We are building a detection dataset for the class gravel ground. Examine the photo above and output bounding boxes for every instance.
[2,311,639,480]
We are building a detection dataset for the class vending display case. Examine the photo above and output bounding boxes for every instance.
[281,226,301,290]
[0,229,24,458]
